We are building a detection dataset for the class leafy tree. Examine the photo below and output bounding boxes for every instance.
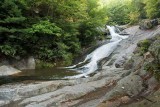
[104,0,131,25]
[144,0,160,19]
[0,0,28,57]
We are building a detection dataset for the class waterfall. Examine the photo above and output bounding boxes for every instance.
[64,26,128,79]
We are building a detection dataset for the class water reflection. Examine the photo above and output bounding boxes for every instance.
[0,68,79,85]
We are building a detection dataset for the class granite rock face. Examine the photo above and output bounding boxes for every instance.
[0,56,35,70]
[0,25,160,107]
[10,56,35,70]
[0,65,21,76]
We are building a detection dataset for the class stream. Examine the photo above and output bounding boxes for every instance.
[0,25,128,85]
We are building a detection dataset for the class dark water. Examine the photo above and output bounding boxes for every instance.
[0,68,79,85]
[0,39,110,85]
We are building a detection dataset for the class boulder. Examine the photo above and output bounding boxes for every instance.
[0,65,21,76]
[139,19,158,30]
[10,56,35,70]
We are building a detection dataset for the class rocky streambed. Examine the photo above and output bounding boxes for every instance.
[0,25,160,107]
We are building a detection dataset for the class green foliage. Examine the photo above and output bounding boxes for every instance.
[0,0,108,66]
[144,0,160,19]
[103,0,159,25]
[35,60,55,69]
[104,0,131,25]
[0,0,28,57]
[128,11,140,24]
[29,20,62,36]
[0,45,16,56]
[130,0,146,19]
[78,0,107,46]
[1,0,159,67]
[144,60,160,80]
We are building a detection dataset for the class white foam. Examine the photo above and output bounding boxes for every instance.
[65,26,128,79]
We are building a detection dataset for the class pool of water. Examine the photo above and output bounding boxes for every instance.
[0,68,79,85]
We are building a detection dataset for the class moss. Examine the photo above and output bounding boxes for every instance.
[137,39,152,55]
[139,19,153,30]
[142,35,160,80]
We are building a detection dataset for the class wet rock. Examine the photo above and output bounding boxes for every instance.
[0,65,21,76]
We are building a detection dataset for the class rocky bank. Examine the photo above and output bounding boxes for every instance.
[0,25,160,107]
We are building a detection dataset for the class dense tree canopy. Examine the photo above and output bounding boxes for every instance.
[0,0,107,65]
[104,0,160,25]
[0,0,159,66]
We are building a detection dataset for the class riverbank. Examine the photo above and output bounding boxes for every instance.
[0,25,160,107]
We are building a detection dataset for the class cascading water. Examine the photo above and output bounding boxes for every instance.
[65,26,128,79]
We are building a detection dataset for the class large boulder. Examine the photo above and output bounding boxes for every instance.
[0,65,21,76]
[0,56,35,70]
[139,19,158,30]
[11,56,35,70]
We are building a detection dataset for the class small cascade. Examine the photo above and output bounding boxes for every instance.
[107,26,128,41]
[65,26,128,78]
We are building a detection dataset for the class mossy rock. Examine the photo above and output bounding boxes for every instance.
[139,19,158,30]
[143,37,160,80]
[136,39,152,55]
[149,39,160,62]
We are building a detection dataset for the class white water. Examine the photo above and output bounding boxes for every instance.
[65,26,128,79]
